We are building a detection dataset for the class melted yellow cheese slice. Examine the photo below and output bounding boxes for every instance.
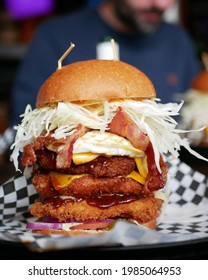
[72,153,99,165]
[50,172,84,190]
[50,154,149,189]
[126,170,145,185]
[135,156,148,178]
[51,170,146,190]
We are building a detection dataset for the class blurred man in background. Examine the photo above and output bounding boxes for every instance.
[0,0,200,157]
[10,0,200,125]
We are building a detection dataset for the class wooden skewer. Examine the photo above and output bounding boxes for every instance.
[57,43,75,69]
[201,52,208,71]
[111,38,119,60]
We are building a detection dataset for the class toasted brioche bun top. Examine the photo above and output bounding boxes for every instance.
[36,59,156,108]
[191,70,208,93]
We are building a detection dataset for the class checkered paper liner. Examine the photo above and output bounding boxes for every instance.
[0,157,207,252]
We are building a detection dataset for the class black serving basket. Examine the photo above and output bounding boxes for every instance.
[1,237,208,260]
[179,146,208,176]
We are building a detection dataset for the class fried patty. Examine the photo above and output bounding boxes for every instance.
[35,151,136,177]
[31,197,163,223]
[32,173,144,198]
[67,156,136,177]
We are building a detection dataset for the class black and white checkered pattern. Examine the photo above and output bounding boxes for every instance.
[157,211,208,234]
[0,157,207,251]
[0,172,38,222]
[167,158,208,205]
[0,128,14,155]
[157,222,208,234]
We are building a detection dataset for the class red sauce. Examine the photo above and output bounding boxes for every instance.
[41,197,82,208]
[41,194,152,209]
[86,194,148,208]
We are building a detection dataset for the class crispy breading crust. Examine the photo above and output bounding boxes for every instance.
[30,197,163,224]
[32,173,144,198]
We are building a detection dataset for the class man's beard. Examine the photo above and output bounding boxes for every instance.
[114,1,163,34]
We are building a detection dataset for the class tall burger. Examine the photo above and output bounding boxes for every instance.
[11,59,207,234]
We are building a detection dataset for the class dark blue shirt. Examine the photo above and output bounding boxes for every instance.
[11,7,200,125]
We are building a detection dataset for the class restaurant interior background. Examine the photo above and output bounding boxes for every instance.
[0,0,207,184]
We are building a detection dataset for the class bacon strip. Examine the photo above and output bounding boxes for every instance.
[21,124,86,169]
[21,132,54,167]
[108,107,149,151]
[55,124,86,169]
[144,143,168,192]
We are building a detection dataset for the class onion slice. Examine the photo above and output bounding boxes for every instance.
[27,222,62,230]
[26,219,115,231]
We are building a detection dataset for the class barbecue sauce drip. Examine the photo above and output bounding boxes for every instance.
[40,194,152,208]
[40,197,82,208]
[86,194,150,208]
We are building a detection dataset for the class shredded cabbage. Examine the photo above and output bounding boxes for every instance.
[179,89,208,145]
[10,99,208,171]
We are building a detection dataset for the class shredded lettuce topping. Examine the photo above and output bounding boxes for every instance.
[180,89,208,145]
[10,99,208,171]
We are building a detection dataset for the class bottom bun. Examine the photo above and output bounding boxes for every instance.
[141,218,157,230]
[32,228,104,235]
